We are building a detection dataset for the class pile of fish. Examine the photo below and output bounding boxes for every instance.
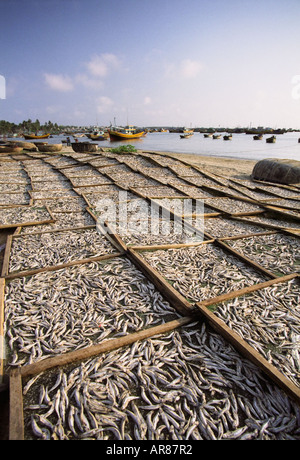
[0,148,299,440]
[0,205,52,226]
[142,244,268,302]
[23,321,300,440]
[5,257,180,366]
[213,279,300,388]
[227,233,300,276]
[203,217,266,238]
[8,228,117,273]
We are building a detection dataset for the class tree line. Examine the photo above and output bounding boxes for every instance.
[0,119,64,135]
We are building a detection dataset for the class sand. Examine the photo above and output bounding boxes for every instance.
[155,152,256,180]
[60,145,256,180]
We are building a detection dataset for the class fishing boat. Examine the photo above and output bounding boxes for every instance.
[223,134,232,140]
[180,132,194,139]
[108,125,145,140]
[86,130,109,141]
[253,134,263,140]
[0,144,23,154]
[204,133,213,138]
[213,134,221,139]
[23,133,51,140]
[266,135,276,143]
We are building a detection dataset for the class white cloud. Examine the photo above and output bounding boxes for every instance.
[164,59,203,80]
[44,73,74,91]
[96,96,114,113]
[86,53,123,77]
[75,74,104,90]
[180,59,203,79]
[144,96,152,105]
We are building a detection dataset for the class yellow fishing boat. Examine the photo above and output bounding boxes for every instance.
[23,133,51,140]
[108,125,145,140]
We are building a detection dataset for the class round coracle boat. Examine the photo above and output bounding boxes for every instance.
[0,144,23,154]
[5,141,37,151]
[36,143,63,153]
[71,142,98,153]
[252,158,300,185]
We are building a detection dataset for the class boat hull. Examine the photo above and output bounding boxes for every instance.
[180,134,193,138]
[266,136,276,143]
[23,133,51,140]
[108,130,145,140]
[71,142,98,153]
[89,135,107,140]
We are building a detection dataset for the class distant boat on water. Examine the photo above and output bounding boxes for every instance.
[23,133,50,140]
[266,135,276,143]
[223,134,232,140]
[180,132,194,139]
[253,134,263,140]
[213,134,221,139]
[204,133,213,138]
[86,130,109,141]
[108,125,145,140]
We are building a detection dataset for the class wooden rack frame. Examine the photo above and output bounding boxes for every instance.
[2,149,300,440]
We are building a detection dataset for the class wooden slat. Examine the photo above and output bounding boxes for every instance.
[219,230,278,241]
[4,252,123,280]
[21,316,193,378]
[1,234,12,277]
[9,368,24,440]
[95,219,128,253]
[131,238,215,251]
[263,205,300,222]
[196,302,300,405]
[214,238,278,279]
[11,224,96,238]
[0,278,5,383]
[195,273,298,308]
[0,217,55,230]
[127,248,194,316]
[231,216,300,234]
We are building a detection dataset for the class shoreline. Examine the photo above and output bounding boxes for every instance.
[147,151,256,179]
[88,146,256,180]
[15,144,257,180]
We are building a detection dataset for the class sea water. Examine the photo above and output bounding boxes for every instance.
[14,131,300,162]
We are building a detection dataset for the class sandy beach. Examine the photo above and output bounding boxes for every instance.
[152,151,256,179]
[62,145,256,179]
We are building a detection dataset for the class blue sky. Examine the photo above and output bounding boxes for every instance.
[1,0,300,128]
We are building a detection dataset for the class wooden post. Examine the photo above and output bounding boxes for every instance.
[9,368,24,440]
[1,235,12,277]
[0,278,5,383]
